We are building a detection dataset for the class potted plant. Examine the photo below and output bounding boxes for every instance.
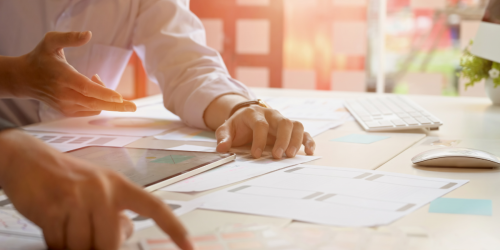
[459,42,500,104]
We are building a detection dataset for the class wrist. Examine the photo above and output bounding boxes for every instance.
[204,94,249,130]
[0,55,26,98]
[0,129,23,185]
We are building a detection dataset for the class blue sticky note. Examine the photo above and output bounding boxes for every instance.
[331,134,390,144]
[429,198,492,216]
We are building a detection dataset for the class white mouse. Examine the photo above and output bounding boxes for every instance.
[412,148,500,168]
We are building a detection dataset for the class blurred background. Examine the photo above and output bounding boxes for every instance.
[116,0,489,100]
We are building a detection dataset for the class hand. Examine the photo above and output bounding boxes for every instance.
[12,31,137,117]
[0,129,193,250]
[214,102,316,159]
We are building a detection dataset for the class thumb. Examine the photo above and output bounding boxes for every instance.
[43,31,92,52]
[216,123,233,153]
[91,74,106,87]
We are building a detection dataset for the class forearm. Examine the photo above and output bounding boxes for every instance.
[0,128,24,185]
[203,94,248,130]
[0,55,24,98]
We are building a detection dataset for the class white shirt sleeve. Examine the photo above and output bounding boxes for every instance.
[132,0,255,129]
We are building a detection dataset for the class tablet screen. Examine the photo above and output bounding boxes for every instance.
[67,146,232,187]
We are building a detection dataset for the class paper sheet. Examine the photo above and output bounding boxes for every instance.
[167,145,217,152]
[127,199,204,231]
[331,134,390,144]
[201,165,468,227]
[25,104,184,137]
[0,209,42,238]
[162,154,320,192]
[300,120,343,137]
[155,127,217,142]
[27,132,142,152]
[0,197,201,238]
[156,120,341,144]
[0,234,46,250]
[263,97,352,121]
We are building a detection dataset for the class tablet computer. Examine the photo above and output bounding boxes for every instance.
[67,146,235,192]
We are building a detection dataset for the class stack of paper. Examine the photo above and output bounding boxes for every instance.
[162,149,320,192]
[264,97,352,121]
[201,165,468,227]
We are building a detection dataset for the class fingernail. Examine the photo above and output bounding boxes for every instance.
[254,148,262,158]
[95,74,102,81]
[289,146,297,157]
[78,31,88,40]
[275,148,284,159]
[125,103,136,112]
[113,95,123,103]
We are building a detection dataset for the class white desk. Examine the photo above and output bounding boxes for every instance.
[27,89,500,248]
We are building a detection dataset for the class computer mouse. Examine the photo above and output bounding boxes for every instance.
[412,148,500,168]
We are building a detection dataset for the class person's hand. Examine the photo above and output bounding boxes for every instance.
[12,31,137,117]
[0,129,193,250]
[214,100,316,159]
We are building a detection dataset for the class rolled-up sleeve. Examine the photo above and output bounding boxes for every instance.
[132,0,255,129]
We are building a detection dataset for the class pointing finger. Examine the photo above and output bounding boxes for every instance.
[303,132,315,155]
[64,71,124,103]
[285,121,304,158]
[118,179,193,250]
[216,123,233,153]
[248,114,269,158]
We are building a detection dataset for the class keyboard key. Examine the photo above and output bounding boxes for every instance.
[403,118,419,125]
[365,121,381,128]
[416,117,432,124]
[378,120,394,127]
[390,119,406,126]
[428,117,440,123]
[346,96,443,131]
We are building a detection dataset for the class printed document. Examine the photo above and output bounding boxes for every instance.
[201,165,468,227]
[27,132,142,152]
[25,104,183,137]
[264,97,352,121]
[162,154,320,192]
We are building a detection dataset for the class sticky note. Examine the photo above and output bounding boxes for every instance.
[331,134,390,144]
[429,198,492,216]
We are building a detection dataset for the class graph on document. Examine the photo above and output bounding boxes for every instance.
[202,165,468,227]
[0,209,42,237]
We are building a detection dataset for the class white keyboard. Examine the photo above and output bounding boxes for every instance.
[344,96,443,132]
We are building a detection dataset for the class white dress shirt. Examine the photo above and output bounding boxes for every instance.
[0,0,254,129]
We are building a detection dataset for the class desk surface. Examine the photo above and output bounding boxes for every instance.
[35,89,500,247]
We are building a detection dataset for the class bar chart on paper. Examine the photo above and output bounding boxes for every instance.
[155,127,217,142]
[202,165,468,227]
[27,132,142,152]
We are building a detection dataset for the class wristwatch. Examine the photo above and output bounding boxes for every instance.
[229,99,270,118]
[0,118,17,132]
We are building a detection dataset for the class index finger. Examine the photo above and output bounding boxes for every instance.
[65,71,124,103]
[118,182,193,250]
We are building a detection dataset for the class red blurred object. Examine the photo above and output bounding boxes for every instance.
[190,0,284,88]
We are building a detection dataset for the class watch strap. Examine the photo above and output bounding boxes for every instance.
[229,99,269,118]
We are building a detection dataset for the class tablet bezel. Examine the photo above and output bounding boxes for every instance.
[66,146,236,192]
